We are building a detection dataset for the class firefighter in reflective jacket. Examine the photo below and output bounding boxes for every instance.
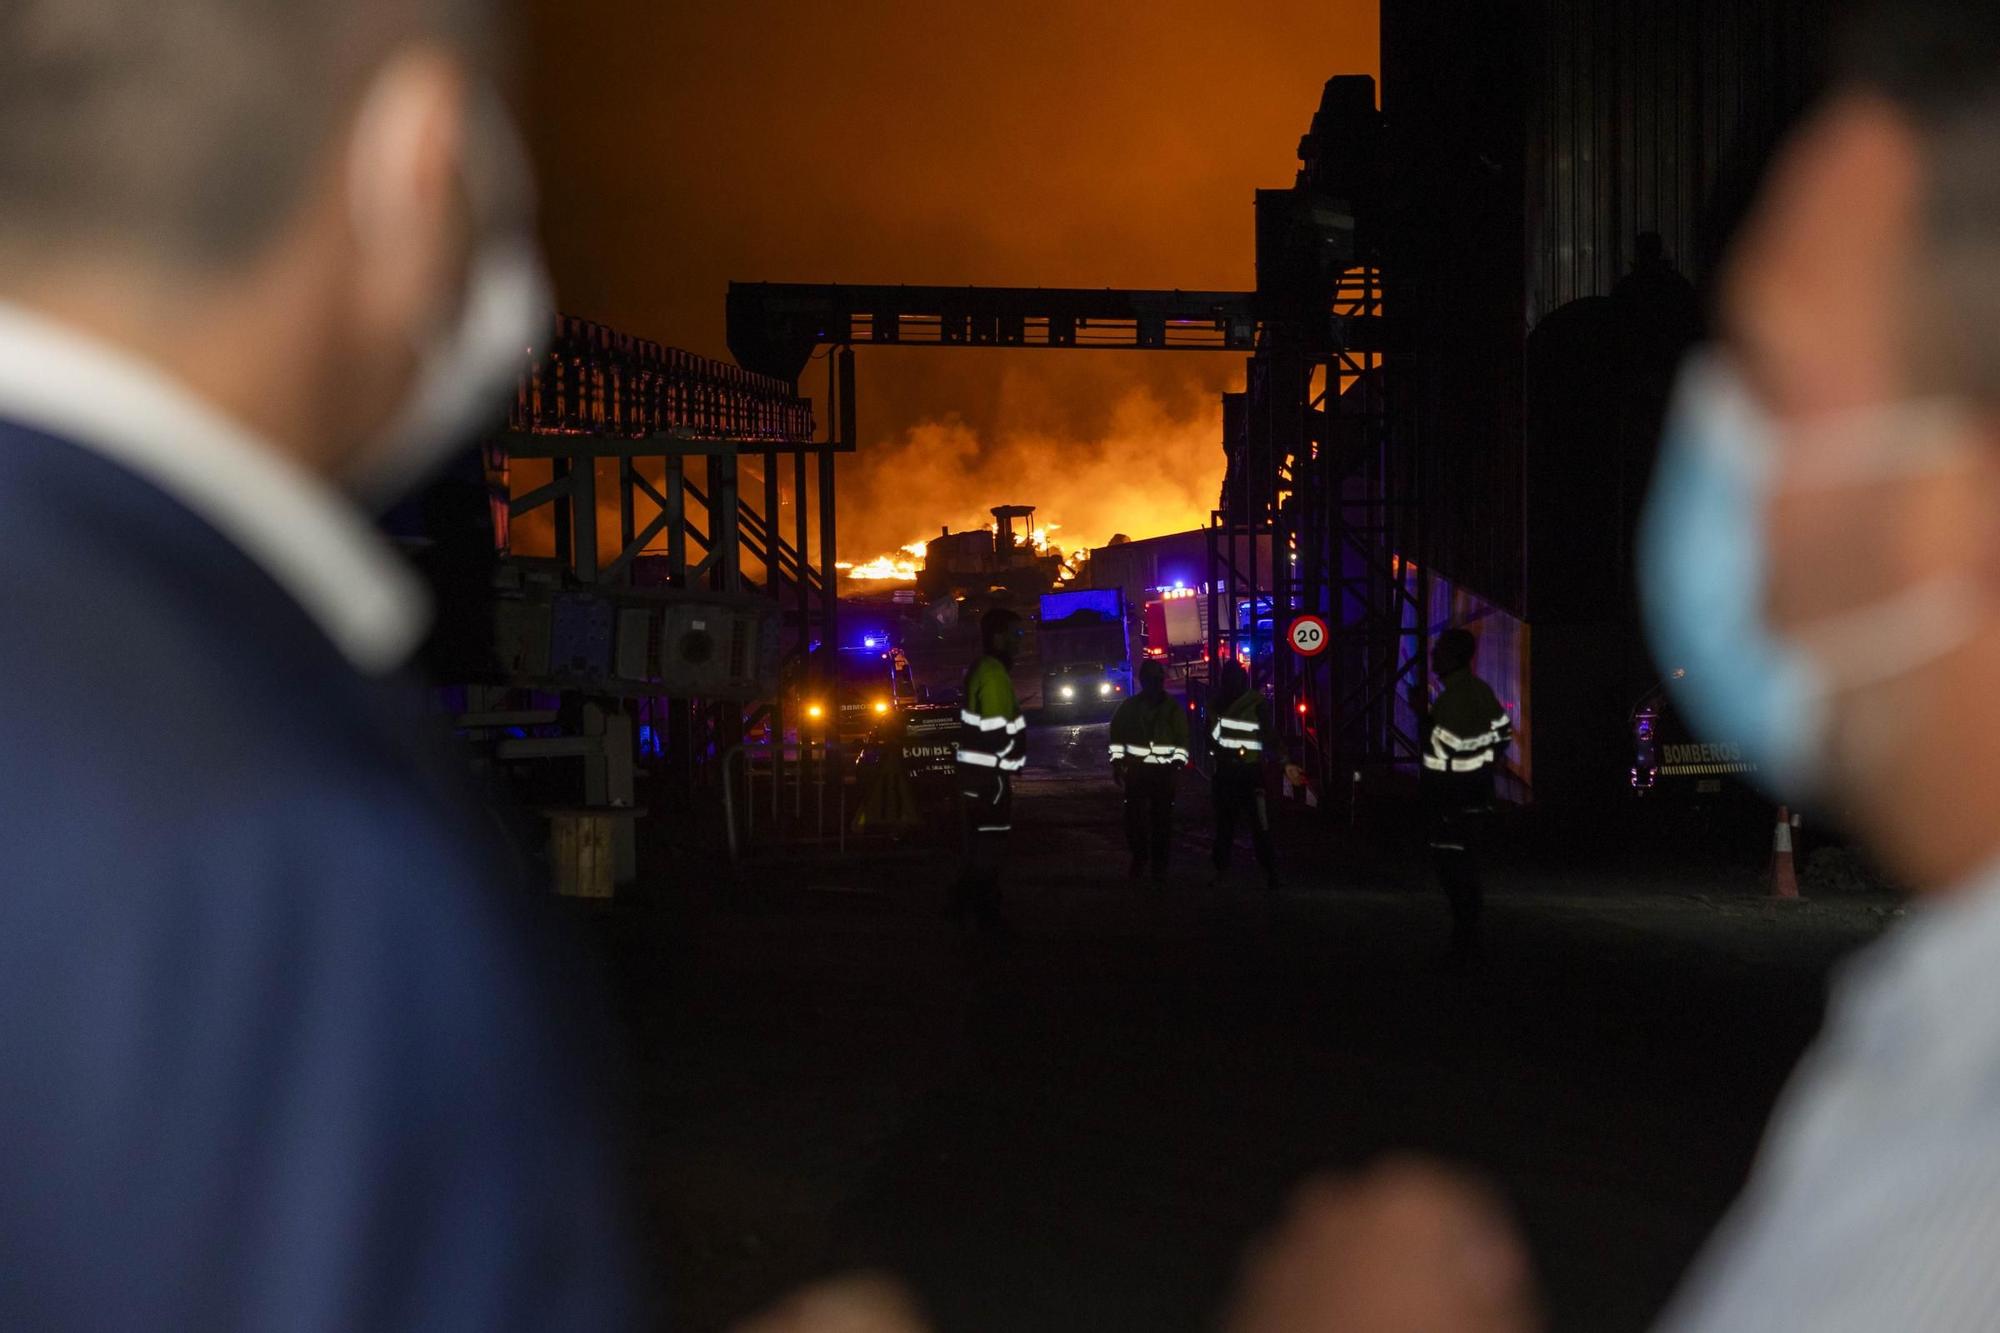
[1208,660,1280,891]
[1108,658,1190,884]
[1418,627,1514,962]
[953,606,1026,931]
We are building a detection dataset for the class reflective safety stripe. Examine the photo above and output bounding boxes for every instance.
[975,824,1013,833]
[1113,742,1186,764]
[998,755,1026,771]
[1424,752,1496,773]
[1215,737,1263,751]
[961,710,1009,732]
[1004,716,1028,734]
[1213,717,1259,733]
[957,749,1000,767]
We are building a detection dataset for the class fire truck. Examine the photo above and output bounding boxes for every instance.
[796,644,917,744]
[1628,671,1759,799]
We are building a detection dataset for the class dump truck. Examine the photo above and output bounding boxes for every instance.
[1039,588,1132,718]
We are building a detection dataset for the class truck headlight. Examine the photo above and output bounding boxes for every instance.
[1097,681,1113,697]
[1059,684,1076,700]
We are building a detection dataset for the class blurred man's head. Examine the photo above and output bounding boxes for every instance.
[982,607,1022,667]
[0,0,544,496]
[1433,628,1476,679]
[1215,660,1250,704]
[1715,1,2000,882]
[1138,658,1167,698]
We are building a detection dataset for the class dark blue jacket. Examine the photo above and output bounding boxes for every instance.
[0,422,636,1330]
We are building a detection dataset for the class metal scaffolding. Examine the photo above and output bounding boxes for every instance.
[486,315,857,854]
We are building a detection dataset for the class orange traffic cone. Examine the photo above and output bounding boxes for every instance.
[1770,805,1801,900]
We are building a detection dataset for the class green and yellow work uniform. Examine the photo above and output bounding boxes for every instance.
[1108,688,1190,881]
[955,653,1025,926]
[1209,687,1279,888]
[1419,667,1513,952]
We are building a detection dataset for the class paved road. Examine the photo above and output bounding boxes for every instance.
[606,731,1891,1332]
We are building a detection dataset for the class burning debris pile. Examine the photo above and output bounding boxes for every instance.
[840,523,1069,587]
[837,385,1226,588]
[840,507,1079,596]
[838,540,931,583]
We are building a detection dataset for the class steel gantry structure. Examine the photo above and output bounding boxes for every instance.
[726,76,1426,789]
[484,314,859,857]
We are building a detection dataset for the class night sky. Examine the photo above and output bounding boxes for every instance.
[521,1,1379,562]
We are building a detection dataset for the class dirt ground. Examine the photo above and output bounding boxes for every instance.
[596,721,1895,1333]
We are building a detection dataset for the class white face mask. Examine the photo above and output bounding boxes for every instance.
[346,79,554,506]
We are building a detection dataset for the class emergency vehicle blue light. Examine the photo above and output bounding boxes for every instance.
[863,634,881,648]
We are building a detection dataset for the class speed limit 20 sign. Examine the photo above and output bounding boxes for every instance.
[1287,614,1330,658]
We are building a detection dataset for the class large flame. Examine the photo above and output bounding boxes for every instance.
[844,513,1100,585]
[840,383,1224,581]
[844,540,929,582]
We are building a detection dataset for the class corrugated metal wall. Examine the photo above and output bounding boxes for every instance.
[1382,0,1533,614]
[1526,0,1834,324]
[1385,0,1835,802]
[1381,0,1834,616]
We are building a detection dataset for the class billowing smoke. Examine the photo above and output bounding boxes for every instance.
[842,374,1232,567]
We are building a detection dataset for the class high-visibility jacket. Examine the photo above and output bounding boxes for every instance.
[1209,689,1269,769]
[1108,691,1190,768]
[957,655,1025,775]
[1421,668,1512,778]
[958,655,1025,834]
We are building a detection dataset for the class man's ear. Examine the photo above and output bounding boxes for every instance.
[1967,422,2000,601]
[344,48,472,345]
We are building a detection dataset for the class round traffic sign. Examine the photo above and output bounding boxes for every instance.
[1288,614,1329,658]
